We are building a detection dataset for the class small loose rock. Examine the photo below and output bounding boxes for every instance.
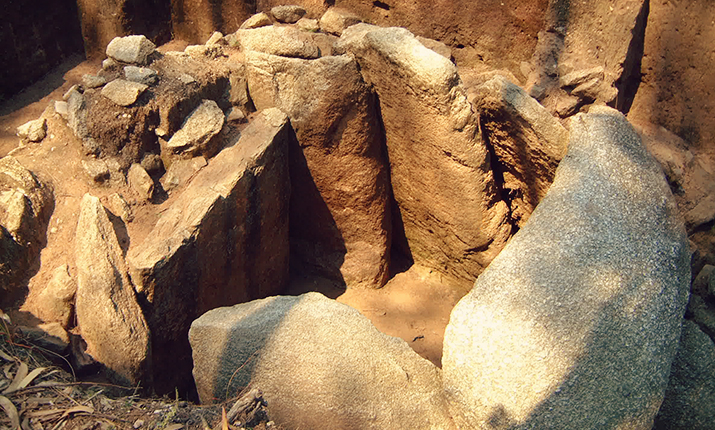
[17,118,47,142]
[101,79,148,106]
[271,5,306,23]
[124,66,158,85]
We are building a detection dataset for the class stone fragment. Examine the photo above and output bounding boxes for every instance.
[228,72,249,107]
[128,108,291,395]
[654,320,715,430]
[319,7,363,36]
[417,36,452,60]
[140,153,163,175]
[296,17,319,32]
[239,12,272,30]
[105,35,156,65]
[443,106,690,429]
[127,163,154,200]
[124,66,158,85]
[190,292,455,429]
[225,107,245,124]
[82,74,107,89]
[54,101,69,119]
[246,52,391,288]
[159,157,207,192]
[63,84,80,101]
[100,79,148,106]
[230,26,320,59]
[270,5,306,23]
[16,118,47,142]
[0,157,53,298]
[165,99,225,157]
[205,31,224,46]
[66,89,100,154]
[559,66,604,88]
[106,193,133,223]
[474,76,569,226]
[75,194,151,386]
[684,194,715,229]
[339,25,510,282]
[102,57,119,70]
[692,265,715,298]
[34,264,76,328]
[81,159,110,183]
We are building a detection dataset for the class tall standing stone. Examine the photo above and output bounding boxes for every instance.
[339,25,511,283]
[442,106,690,429]
[75,194,151,386]
[128,108,291,395]
[246,52,391,288]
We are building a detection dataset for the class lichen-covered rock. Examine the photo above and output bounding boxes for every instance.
[190,292,456,429]
[443,106,690,429]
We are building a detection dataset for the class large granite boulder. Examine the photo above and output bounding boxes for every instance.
[442,106,690,429]
[246,52,391,288]
[75,194,151,386]
[190,292,455,429]
[473,75,569,227]
[338,25,511,283]
[128,108,292,395]
[654,320,715,430]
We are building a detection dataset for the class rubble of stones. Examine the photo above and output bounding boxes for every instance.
[2,3,714,430]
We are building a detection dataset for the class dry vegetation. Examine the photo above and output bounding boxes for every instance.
[0,310,275,430]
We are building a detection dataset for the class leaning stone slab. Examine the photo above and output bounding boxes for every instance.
[106,35,156,65]
[75,194,151,386]
[442,106,690,429]
[474,76,569,226]
[229,26,320,59]
[240,12,272,29]
[128,108,291,395]
[246,51,391,288]
[339,25,510,283]
[190,292,455,429]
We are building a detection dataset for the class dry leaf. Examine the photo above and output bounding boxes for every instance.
[0,395,19,429]
[164,424,183,430]
[60,404,94,418]
[0,349,13,362]
[15,367,46,391]
[3,361,28,394]
[222,407,228,430]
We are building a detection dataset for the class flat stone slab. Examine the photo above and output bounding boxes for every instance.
[101,79,148,106]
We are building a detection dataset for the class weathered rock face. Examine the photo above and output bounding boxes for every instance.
[190,292,455,429]
[473,75,569,227]
[0,157,53,305]
[75,194,151,386]
[526,0,648,116]
[229,26,321,59]
[654,320,715,430]
[127,108,292,395]
[442,107,690,429]
[339,25,511,283]
[246,51,391,288]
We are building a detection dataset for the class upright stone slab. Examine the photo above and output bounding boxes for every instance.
[246,52,391,288]
[190,292,455,429]
[339,25,511,283]
[128,108,291,395]
[474,76,569,227]
[75,194,151,386]
[442,106,690,429]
